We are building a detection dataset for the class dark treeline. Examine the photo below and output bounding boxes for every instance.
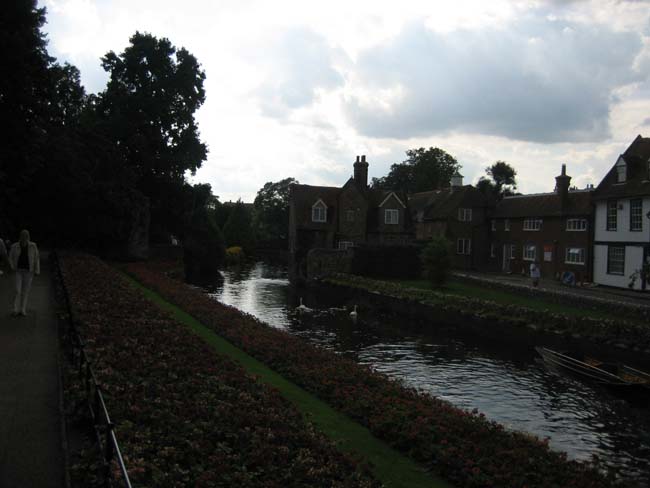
[0,1,223,264]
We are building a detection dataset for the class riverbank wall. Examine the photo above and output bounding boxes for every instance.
[316,274,650,364]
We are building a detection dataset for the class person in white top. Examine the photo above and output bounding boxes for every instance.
[8,229,40,317]
[529,261,541,288]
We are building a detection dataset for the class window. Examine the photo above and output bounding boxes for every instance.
[457,238,471,255]
[338,241,354,250]
[385,209,399,224]
[607,200,617,231]
[509,245,516,259]
[523,219,543,231]
[311,201,327,222]
[490,243,496,258]
[630,199,642,231]
[346,210,355,222]
[566,219,587,231]
[565,247,585,265]
[616,162,627,183]
[458,208,472,222]
[504,219,510,231]
[523,244,536,261]
[607,246,625,275]
[491,220,496,231]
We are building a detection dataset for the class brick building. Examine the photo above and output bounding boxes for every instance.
[288,155,414,279]
[409,173,494,270]
[489,165,593,282]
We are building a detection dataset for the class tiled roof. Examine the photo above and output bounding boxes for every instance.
[593,135,650,200]
[409,186,489,221]
[493,190,592,218]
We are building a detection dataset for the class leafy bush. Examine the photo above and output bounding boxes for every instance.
[421,237,452,286]
[351,245,421,279]
[225,246,245,265]
[126,261,623,488]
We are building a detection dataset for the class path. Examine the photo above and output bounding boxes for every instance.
[0,251,65,487]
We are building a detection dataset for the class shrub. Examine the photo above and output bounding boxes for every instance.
[421,237,452,286]
[351,244,422,279]
[225,246,245,265]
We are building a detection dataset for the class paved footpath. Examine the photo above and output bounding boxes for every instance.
[0,252,65,488]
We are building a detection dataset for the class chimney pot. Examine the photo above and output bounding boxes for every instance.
[356,155,359,163]
[361,155,366,163]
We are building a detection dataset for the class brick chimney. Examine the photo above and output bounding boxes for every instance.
[354,155,369,189]
[555,164,571,209]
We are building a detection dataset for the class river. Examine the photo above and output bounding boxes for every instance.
[204,260,650,486]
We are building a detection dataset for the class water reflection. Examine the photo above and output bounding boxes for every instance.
[206,261,650,486]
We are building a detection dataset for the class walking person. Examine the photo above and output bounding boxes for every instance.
[9,229,40,317]
[530,261,541,288]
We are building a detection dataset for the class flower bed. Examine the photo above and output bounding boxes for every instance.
[59,253,378,487]
[326,274,650,351]
[125,262,625,488]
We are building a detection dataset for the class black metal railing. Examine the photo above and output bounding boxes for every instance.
[52,251,133,488]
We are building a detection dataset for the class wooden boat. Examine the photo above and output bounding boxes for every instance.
[535,347,650,396]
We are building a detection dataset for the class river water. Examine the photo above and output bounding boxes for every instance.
[205,261,650,486]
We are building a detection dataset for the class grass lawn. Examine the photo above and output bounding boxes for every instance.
[396,278,632,323]
[125,273,453,488]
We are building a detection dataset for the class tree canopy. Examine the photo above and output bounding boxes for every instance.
[477,161,518,199]
[223,200,255,251]
[253,177,297,242]
[371,147,461,194]
[97,32,208,240]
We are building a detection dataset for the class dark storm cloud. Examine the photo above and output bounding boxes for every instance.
[256,28,345,118]
[344,19,647,143]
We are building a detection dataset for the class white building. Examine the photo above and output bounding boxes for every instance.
[593,135,650,290]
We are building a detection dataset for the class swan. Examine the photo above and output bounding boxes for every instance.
[349,305,358,320]
[296,297,311,313]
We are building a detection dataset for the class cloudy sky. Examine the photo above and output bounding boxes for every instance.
[41,0,650,202]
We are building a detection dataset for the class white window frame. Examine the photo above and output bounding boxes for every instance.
[607,246,625,275]
[458,208,472,222]
[566,218,587,231]
[338,241,354,250]
[565,247,585,265]
[509,244,516,259]
[457,238,471,255]
[345,209,355,222]
[311,200,327,223]
[490,243,496,258]
[523,219,543,231]
[607,200,617,231]
[384,208,399,225]
[616,162,627,183]
[630,199,642,232]
[523,244,536,261]
[504,219,510,231]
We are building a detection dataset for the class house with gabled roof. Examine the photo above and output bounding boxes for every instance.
[288,155,414,279]
[409,173,494,270]
[592,135,650,290]
[490,165,593,282]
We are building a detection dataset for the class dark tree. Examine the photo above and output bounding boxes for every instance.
[478,161,517,199]
[0,1,54,232]
[223,200,255,251]
[98,32,208,239]
[253,177,297,242]
[421,237,452,287]
[372,147,461,194]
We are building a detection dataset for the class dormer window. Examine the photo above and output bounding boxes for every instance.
[385,209,399,224]
[616,157,627,183]
[311,200,327,222]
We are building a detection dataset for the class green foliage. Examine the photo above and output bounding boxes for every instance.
[98,32,207,237]
[478,161,517,199]
[183,206,225,281]
[223,200,255,251]
[253,177,297,242]
[225,246,245,265]
[421,238,452,287]
[371,147,460,193]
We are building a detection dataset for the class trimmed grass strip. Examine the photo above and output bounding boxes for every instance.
[126,274,453,488]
